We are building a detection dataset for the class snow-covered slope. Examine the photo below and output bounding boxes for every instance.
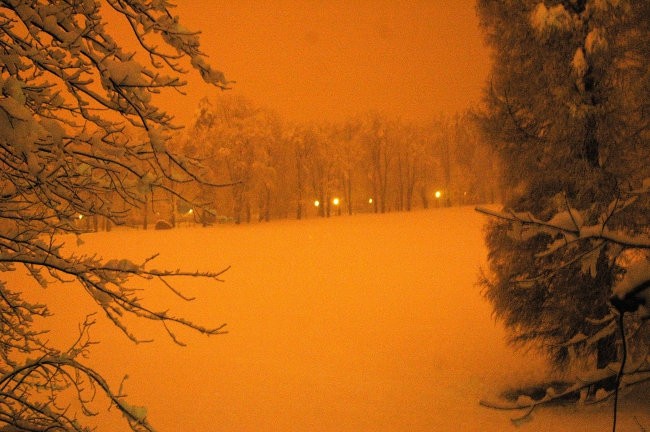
[12,207,647,431]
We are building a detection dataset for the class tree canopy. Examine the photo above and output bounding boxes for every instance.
[0,1,231,430]
[477,0,650,392]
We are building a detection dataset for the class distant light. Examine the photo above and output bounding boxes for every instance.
[78,214,83,220]
[368,198,373,204]
[332,197,340,206]
[314,200,320,207]
[188,208,194,214]
[435,191,442,199]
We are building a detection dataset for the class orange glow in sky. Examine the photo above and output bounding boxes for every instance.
[162,1,490,125]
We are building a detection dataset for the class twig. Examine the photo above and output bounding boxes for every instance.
[613,311,627,432]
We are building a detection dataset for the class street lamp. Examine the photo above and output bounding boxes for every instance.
[332,197,341,216]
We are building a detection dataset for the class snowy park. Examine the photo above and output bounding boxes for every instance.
[14,207,647,431]
[2,1,649,431]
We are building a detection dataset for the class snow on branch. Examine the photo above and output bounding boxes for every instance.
[1,232,229,343]
[0,2,235,429]
[477,197,650,316]
[0,315,156,431]
[476,201,650,251]
[477,194,650,427]
[480,366,650,425]
[610,254,650,318]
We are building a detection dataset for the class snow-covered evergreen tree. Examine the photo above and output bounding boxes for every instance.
[477,0,650,380]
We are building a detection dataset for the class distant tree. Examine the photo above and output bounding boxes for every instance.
[264,124,293,220]
[452,112,499,205]
[417,126,441,210]
[284,123,310,219]
[305,124,338,217]
[179,97,230,224]
[214,98,256,224]
[0,1,232,430]
[359,113,393,213]
[416,115,453,208]
[251,109,282,222]
[330,120,361,216]
[435,119,453,207]
[477,0,650,396]
[185,94,284,224]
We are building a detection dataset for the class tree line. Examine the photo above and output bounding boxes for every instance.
[134,95,499,227]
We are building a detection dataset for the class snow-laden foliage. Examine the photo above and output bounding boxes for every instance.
[0,1,231,430]
[530,3,573,33]
[476,0,650,418]
[478,192,650,421]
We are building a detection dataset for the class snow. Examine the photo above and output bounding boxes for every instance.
[585,27,607,54]
[530,3,572,33]
[571,48,588,78]
[592,0,621,11]
[547,208,582,231]
[612,251,650,317]
[137,171,156,194]
[11,207,649,431]
[613,256,650,298]
[147,126,168,152]
[104,60,145,86]
[530,3,550,32]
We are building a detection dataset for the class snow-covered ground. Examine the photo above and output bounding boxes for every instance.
[13,207,648,431]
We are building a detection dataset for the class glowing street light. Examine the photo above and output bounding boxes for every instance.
[435,190,442,199]
[368,198,373,204]
[314,200,320,207]
[332,197,341,216]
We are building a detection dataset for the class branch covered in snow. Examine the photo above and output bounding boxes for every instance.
[0,315,156,431]
[477,194,650,316]
[476,198,650,251]
[480,366,650,425]
[478,194,650,423]
[0,1,234,430]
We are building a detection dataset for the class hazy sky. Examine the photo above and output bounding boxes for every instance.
[161,1,490,125]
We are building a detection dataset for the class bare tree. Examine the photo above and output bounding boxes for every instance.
[0,1,233,430]
[336,120,363,216]
[359,113,392,213]
[286,123,311,220]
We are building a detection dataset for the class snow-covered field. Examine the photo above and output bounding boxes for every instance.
[13,207,648,431]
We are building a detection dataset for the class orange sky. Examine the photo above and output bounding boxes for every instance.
[160,1,490,125]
